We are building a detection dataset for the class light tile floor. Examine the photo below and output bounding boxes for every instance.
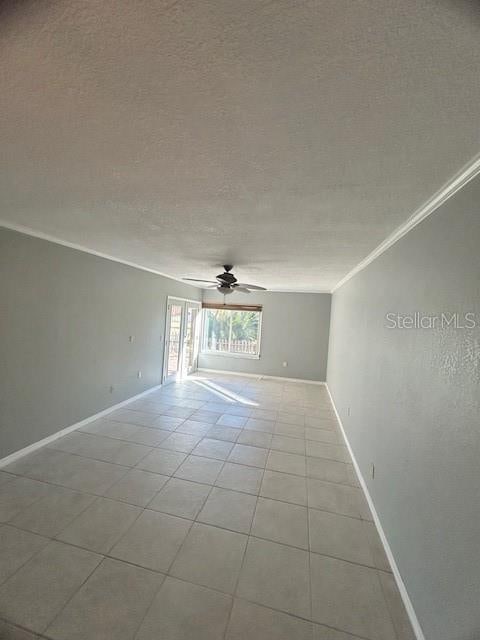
[0,373,415,640]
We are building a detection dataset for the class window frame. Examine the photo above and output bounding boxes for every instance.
[201,307,263,359]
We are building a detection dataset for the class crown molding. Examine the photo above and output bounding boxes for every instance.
[0,219,204,288]
[332,153,480,293]
[266,288,331,294]
[0,221,330,294]
[4,151,480,297]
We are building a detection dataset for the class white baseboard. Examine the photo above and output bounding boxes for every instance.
[197,367,325,385]
[325,384,425,640]
[0,384,162,469]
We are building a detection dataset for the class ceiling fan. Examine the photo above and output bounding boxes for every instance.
[183,265,267,295]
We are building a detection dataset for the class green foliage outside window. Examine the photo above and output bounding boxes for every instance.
[204,309,260,355]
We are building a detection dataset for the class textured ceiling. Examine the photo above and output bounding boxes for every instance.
[1,0,479,291]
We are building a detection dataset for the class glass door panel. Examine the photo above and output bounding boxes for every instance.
[163,298,201,384]
[184,305,201,375]
[165,303,183,383]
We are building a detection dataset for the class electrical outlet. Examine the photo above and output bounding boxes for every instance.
[347,407,351,417]
[370,463,375,479]
[109,385,114,394]
[282,361,288,367]
[129,335,134,343]
[137,370,142,379]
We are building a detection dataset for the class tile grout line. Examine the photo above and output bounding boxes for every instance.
[0,377,390,639]
[306,444,314,628]
[123,457,231,637]
[130,571,167,640]
[3,458,373,530]
[223,442,268,640]
[47,488,156,636]
[0,526,52,591]
[3,453,372,537]
[104,451,215,640]
[375,566,403,640]
[86,408,339,439]
[124,450,222,639]
[3,487,393,576]
[41,554,107,638]
[0,593,377,640]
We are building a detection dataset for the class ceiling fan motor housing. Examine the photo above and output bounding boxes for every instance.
[217,265,237,284]
[182,265,266,292]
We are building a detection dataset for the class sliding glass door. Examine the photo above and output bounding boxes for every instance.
[184,303,201,375]
[163,297,201,384]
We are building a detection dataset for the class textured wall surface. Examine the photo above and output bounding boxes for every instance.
[199,290,331,381]
[0,228,200,459]
[327,176,480,640]
[1,1,480,290]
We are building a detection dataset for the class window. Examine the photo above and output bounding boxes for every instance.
[202,305,262,358]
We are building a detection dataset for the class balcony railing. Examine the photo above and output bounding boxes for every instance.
[206,338,258,355]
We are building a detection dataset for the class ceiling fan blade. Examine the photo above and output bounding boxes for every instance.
[183,278,218,284]
[233,287,251,293]
[235,283,267,290]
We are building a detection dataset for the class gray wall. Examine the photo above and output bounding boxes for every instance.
[327,176,480,640]
[0,228,201,459]
[199,290,331,381]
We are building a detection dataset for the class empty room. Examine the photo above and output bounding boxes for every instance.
[0,2,479,640]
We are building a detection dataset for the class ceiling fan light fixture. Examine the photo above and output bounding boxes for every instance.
[217,285,234,295]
